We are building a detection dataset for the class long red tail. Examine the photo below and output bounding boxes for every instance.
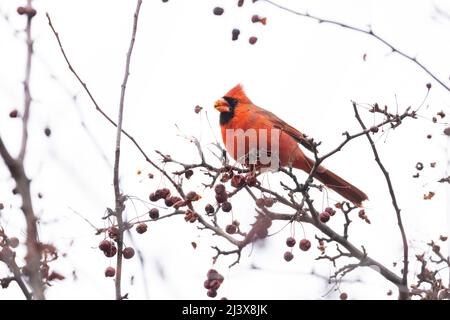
[294,156,368,207]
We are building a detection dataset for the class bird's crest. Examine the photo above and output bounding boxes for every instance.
[224,84,252,104]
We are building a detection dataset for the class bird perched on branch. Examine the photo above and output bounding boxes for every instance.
[214,84,368,207]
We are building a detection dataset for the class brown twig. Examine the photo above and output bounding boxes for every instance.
[261,0,450,93]
[352,102,409,300]
[112,0,142,300]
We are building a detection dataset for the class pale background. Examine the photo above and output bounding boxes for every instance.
[0,0,449,299]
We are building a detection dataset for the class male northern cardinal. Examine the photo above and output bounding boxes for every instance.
[214,84,368,207]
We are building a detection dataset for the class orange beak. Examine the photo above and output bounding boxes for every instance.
[214,99,230,113]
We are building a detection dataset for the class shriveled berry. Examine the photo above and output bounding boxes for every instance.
[263,197,275,207]
[215,192,228,203]
[103,245,117,258]
[122,247,135,259]
[149,208,160,220]
[284,251,294,262]
[325,207,336,216]
[44,127,51,137]
[185,169,194,179]
[204,280,212,289]
[340,292,348,300]
[249,36,258,45]
[238,0,244,7]
[186,191,200,201]
[213,7,224,15]
[370,126,379,133]
[105,266,115,277]
[207,269,218,280]
[7,237,19,249]
[214,184,226,194]
[210,279,221,290]
[108,227,119,240]
[255,198,265,207]
[245,174,257,186]
[319,211,330,223]
[222,201,232,212]
[149,192,159,202]
[299,239,311,251]
[232,28,240,41]
[165,196,181,207]
[194,105,202,114]
[225,224,237,234]
[205,204,215,214]
[426,83,431,90]
[136,223,148,234]
[9,109,18,118]
[155,188,170,199]
[207,289,217,298]
[231,174,244,187]
[286,237,296,247]
[99,240,112,252]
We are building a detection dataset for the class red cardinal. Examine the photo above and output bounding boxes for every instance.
[214,84,368,207]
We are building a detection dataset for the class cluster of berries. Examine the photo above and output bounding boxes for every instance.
[204,269,224,298]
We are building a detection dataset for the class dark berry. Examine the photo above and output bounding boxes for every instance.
[225,224,237,234]
[17,7,26,15]
[136,223,148,234]
[207,289,217,298]
[103,245,117,258]
[232,28,240,41]
[99,240,112,252]
[284,251,294,262]
[108,227,119,240]
[105,267,115,277]
[245,174,257,186]
[299,239,311,251]
[213,7,224,15]
[210,280,221,290]
[426,83,431,90]
[249,36,258,45]
[205,204,215,214]
[149,208,159,220]
[215,192,228,203]
[255,198,265,207]
[194,105,202,114]
[286,237,296,247]
[7,237,19,249]
[122,247,135,259]
[319,211,330,223]
[186,191,199,201]
[340,292,348,300]
[231,174,244,187]
[165,196,181,207]
[370,126,379,133]
[207,269,218,280]
[238,0,244,7]
[222,201,232,212]
[9,109,18,118]
[214,184,226,194]
[251,15,259,23]
[204,280,212,289]
[156,188,170,199]
[44,127,51,137]
[149,192,159,202]
[325,207,336,216]
[263,198,275,207]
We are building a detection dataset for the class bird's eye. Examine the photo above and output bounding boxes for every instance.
[223,96,238,108]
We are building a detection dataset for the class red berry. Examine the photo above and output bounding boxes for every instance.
[284,251,294,262]
[99,240,112,252]
[249,36,258,45]
[7,237,19,249]
[210,280,221,290]
[122,247,135,259]
[231,174,244,187]
[108,227,119,240]
[221,201,232,212]
[9,109,18,118]
[149,208,159,220]
[299,239,311,251]
[225,224,237,234]
[17,7,26,15]
[215,192,228,203]
[136,223,148,234]
[231,28,240,41]
[214,184,226,194]
[204,280,212,289]
[255,198,265,207]
[207,289,217,298]
[263,197,275,207]
[103,245,117,258]
[340,292,348,300]
[149,192,159,202]
[213,7,224,15]
[245,173,257,186]
[325,207,336,216]
[205,204,215,214]
[319,211,330,223]
[207,269,218,280]
[286,237,296,247]
[105,267,116,277]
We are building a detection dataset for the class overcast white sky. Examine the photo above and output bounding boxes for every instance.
[0,0,450,300]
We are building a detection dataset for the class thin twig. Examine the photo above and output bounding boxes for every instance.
[352,102,409,300]
[261,0,450,93]
[113,0,142,301]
